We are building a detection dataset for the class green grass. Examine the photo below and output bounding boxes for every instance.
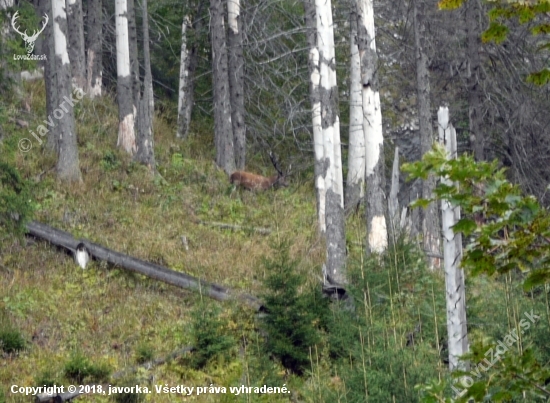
[2,80,549,403]
[0,80,324,402]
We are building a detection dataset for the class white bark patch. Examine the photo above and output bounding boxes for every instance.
[177,17,189,137]
[87,50,97,96]
[347,22,365,197]
[332,116,344,207]
[89,78,102,97]
[117,113,136,154]
[311,47,326,232]
[363,87,383,176]
[309,48,320,87]
[368,215,387,253]
[315,0,343,208]
[228,0,240,33]
[438,106,449,130]
[357,0,377,51]
[316,176,326,231]
[115,0,131,77]
[52,0,70,65]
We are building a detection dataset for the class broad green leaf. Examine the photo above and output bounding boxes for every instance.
[453,218,478,235]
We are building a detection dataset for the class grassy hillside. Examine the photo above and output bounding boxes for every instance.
[2,81,550,403]
[0,80,328,402]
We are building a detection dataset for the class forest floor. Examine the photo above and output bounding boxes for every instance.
[2,80,548,403]
[0,80,367,403]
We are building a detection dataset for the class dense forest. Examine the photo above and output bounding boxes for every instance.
[1,0,550,401]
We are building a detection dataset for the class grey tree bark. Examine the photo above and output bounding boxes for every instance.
[388,146,400,239]
[210,0,235,174]
[116,0,136,154]
[53,0,82,182]
[356,0,387,253]
[66,0,86,91]
[414,0,439,269]
[315,0,346,285]
[38,0,59,151]
[86,0,103,98]
[227,0,246,170]
[176,1,206,139]
[176,15,191,139]
[127,0,141,109]
[467,0,483,161]
[135,0,155,170]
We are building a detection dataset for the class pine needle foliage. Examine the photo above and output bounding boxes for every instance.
[189,301,234,370]
[63,351,111,384]
[260,240,325,375]
[0,328,26,354]
[0,162,33,238]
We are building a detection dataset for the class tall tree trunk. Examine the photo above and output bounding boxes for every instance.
[66,0,86,91]
[210,0,235,174]
[467,0,483,161]
[135,0,155,170]
[438,107,469,371]
[86,0,103,98]
[176,0,206,139]
[315,0,346,285]
[128,0,141,109]
[356,0,387,253]
[176,15,191,139]
[345,5,365,213]
[38,0,59,151]
[227,0,246,170]
[414,0,439,269]
[303,0,325,232]
[116,0,136,154]
[52,0,82,182]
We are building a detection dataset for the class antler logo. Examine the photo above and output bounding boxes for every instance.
[11,11,49,55]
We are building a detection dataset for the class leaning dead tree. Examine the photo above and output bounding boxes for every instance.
[26,221,263,310]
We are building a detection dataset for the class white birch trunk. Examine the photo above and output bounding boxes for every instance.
[310,47,326,232]
[177,16,190,139]
[438,106,469,371]
[357,0,387,253]
[346,8,365,212]
[115,0,136,154]
[315,0,346,285]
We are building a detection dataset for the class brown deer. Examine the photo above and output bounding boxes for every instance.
[230,152,288,190]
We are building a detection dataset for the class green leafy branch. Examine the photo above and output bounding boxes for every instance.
[403,144,550,290]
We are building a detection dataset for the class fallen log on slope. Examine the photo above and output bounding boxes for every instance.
[26,221,263,311]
